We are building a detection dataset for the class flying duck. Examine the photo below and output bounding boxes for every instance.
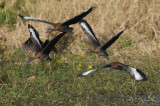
[78,62,148,81]
[22,24,66,65]
[18,7,95,34]
[21,26,58,55]
[79,19,127,59]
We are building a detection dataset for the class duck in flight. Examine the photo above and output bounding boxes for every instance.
[21,24,66,65]
[79,19,127,59]
[21,26,58,55]
[18,7,95,34]
[78,62,148,81]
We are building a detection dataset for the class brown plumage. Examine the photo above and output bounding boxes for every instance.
[18,7,95,34]
[78,62,148,81]
[79,19,127,59]
[21,24,66,65]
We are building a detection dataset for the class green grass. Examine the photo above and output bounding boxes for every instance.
[0,47,160,105]
[0,11,6,26]
[117,36,132,50]
[0,0,160,105]
[0,0,28,27]
[0,10,17,27]
[7,11,17,25]
[14,0,25,10]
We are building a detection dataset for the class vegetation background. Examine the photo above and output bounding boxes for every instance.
[0,0,160,105]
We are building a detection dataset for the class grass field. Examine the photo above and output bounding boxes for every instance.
[0,0,160,105]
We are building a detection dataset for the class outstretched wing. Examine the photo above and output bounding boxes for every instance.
[28,24,43,52]
[79,19,101,48]
[128,66,148,81]
[110,62,148,81]
[77,68,98,77]
[101,27,127,50]
[21,38,35,53]
[42,39,50,48]
[77,64,111,77]
[18,14,55,25]
[62,7,95,26]
[42,32,66,55]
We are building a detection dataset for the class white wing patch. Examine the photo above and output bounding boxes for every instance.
[80,22,99,43]
[130,66,143,81]
[29,28,42,49]
[82,68,97,76]
[23,16,38,20]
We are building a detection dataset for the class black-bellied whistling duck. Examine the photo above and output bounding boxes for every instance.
[21,29,57,55]
[21,24,66,65]
[79,19,127,60]
[18,7,95,34]
[78,62,148,81]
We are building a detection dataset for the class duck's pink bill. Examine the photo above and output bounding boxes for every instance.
[28,51,31,55]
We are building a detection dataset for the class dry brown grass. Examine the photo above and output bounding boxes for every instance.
[0,0,160,64]
[0,1,160,104]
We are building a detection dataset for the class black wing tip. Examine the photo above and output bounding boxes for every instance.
[136,69,148,81]
[123,26,128,31]
[28,24,31,28]
[28,24,34,29]
[18,14,24,18]
[77,73,85,77]
[90,7,96,11]
[86,7,96,13]
[125,25,128,28]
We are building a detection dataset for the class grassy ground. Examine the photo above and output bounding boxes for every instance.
[0,0,160,105]
[0,47,160,105]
